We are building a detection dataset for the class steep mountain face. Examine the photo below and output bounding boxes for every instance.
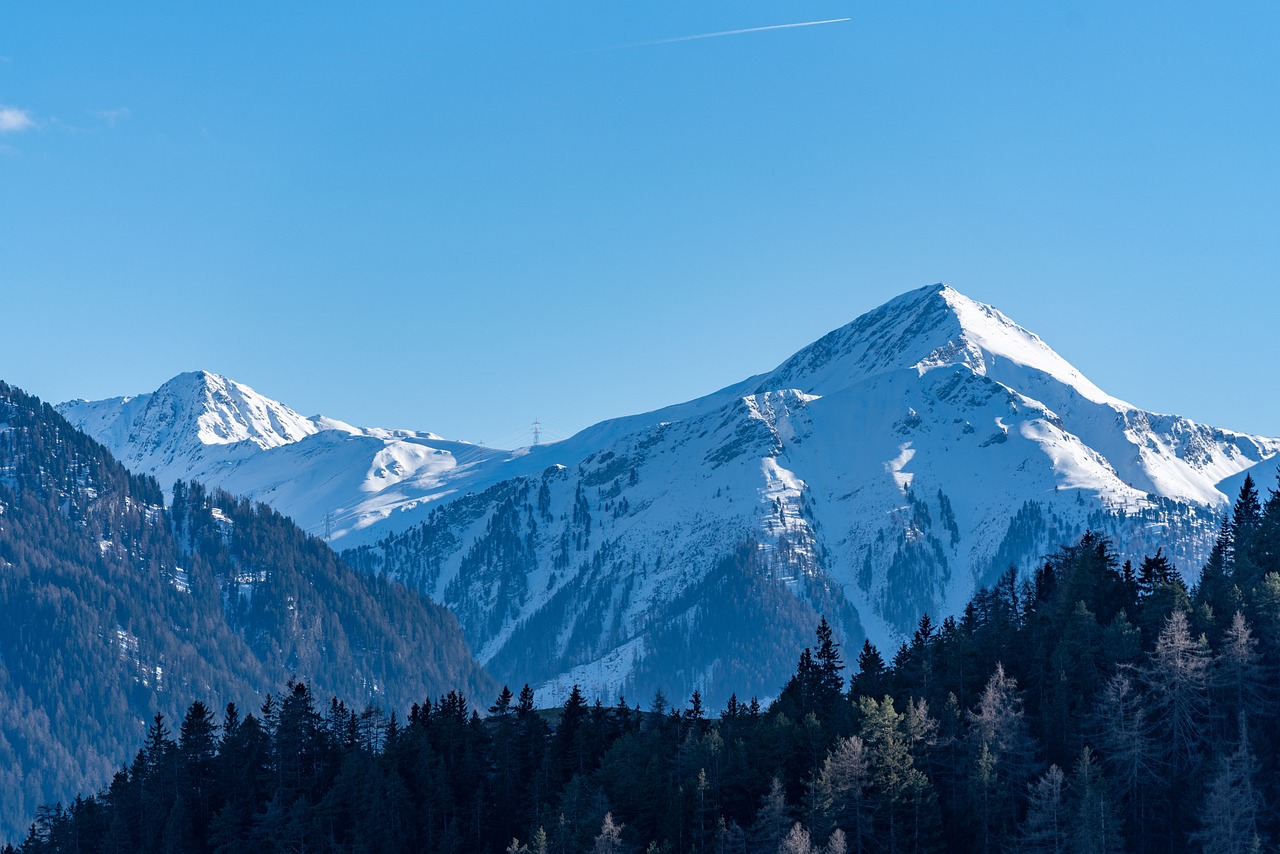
[61,285,1280,709]
[0,381,492,841]
[342,285,1279,705]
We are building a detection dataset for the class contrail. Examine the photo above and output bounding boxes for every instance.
[640,17,849,46]
[593,17,851,51]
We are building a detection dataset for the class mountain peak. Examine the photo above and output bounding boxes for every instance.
[148,370,323,450]
[56,372,345,490]
[761,283,1123,407]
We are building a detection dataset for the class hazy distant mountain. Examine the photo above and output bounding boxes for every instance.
[0,381,492,840]
[61,284,1280,707]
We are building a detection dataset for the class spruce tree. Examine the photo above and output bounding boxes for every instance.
[1231,476,1263,590]
[850,641,886,702]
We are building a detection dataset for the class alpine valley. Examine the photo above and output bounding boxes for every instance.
[59,284,1280,709]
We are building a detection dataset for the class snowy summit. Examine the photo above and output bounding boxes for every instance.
[59,284,1280,705]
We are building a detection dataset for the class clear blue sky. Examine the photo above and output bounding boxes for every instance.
[2,2,1278,444]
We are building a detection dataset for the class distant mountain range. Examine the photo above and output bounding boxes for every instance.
[59,284,1280,707]
[0,381,491,840]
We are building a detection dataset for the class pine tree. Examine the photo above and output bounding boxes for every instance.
[857,696,938,853]
[491,685,516,717]
[1196,518,1238,623]
[168,700,218,851]
[814,617,845,702]
[966,665,1036,783]
[555,685,590,782]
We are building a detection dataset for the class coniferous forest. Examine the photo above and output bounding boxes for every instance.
[12,473,1280,852]
[0,381,493,840]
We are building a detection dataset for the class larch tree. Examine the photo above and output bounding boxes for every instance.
[779,822,814,854]
[811,735,871,853]
[1066,747,1122,854]
[965,664,1037,851]
[1019,764,1066,854]
[1212,612,1268,731]
[593,812,624,854]
[1142,610,1210,774]
[750,775,791,854]
[1091,671,1158,841]
[1188,716,1264,854]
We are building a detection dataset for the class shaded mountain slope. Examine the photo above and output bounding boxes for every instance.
[0,380,492,839]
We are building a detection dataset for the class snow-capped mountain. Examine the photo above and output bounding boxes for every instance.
[60,285,1280,707]
[59,370,517,543]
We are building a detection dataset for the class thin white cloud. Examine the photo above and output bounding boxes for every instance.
[0,106,34,133]
[610,17,851,50]
[92,107,131,126]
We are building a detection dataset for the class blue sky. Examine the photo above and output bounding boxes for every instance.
[2,2,1278,444]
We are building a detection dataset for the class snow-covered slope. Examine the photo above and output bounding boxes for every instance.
[59,371,520,543]
[60,285,1280,707]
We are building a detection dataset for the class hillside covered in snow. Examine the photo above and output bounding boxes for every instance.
[61,284,1280,706]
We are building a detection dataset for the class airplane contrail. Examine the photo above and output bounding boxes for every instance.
[593,17,851,51]
[640,17,849,46]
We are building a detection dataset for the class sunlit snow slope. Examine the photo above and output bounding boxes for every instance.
[59,370,519,543]
[61,285,1280,707]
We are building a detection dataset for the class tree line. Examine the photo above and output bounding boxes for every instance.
[12,473,1280,852]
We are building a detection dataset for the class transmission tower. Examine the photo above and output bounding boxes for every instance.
[532,418,541,446]
[323,510,333,542]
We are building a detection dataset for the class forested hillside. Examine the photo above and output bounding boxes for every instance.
[14,473,1280,852]
[0,381,493,840]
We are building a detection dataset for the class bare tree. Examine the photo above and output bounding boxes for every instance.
[1019,765,1066,854]
[1189,716,1264,854]
[594,812,624,854]
[779,823,814,854]
[1142,611,1209,773]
